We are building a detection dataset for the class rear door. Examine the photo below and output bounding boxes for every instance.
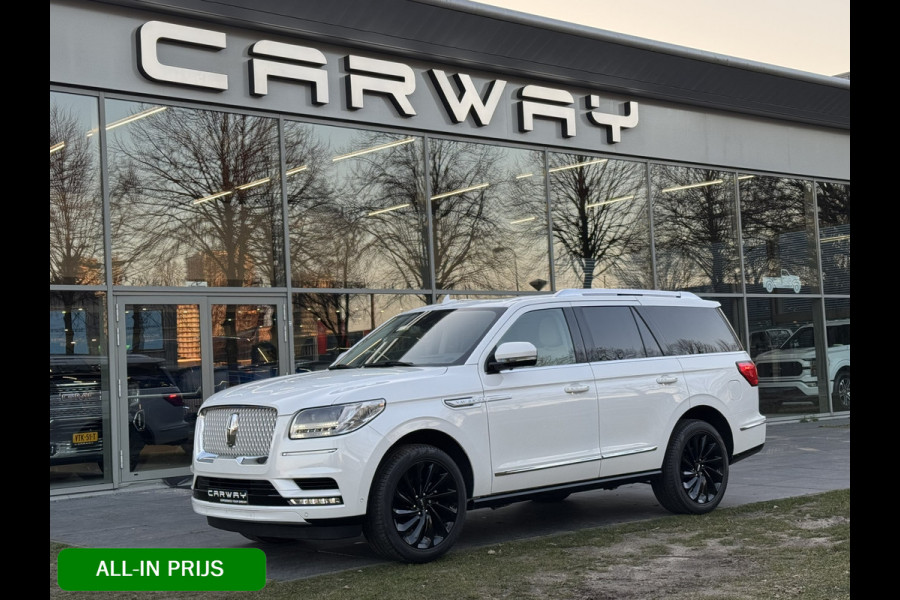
[573,303,688,477]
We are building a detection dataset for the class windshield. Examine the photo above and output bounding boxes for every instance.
[331,307,505,368]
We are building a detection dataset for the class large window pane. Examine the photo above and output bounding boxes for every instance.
[749,296,826,417]
[50,291,110,487]
[106,101,285,287]
[651,166,741,293]
[549,154,650,289]
[429,140,550,293]
[284,122,426,290]
[740,175,820,294]
[292,293,426,371]
[50,92,104,285]
[817,182,850,295]
[825,298,850,412]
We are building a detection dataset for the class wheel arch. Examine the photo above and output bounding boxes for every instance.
[374,429,475,501]
[677,405,734,459]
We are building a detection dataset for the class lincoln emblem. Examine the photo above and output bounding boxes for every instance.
[225,413,239,447]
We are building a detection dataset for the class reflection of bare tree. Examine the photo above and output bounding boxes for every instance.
[107,104,282,287]
[49,100,103,285]
[740,176,815,286]
[341,133,506,297]
[545,154,647,288]
[652,168,739,292]
[816,182,850,294]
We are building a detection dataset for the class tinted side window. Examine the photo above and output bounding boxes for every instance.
[496,308,575,367]
[579,306,650,361]
[636,306,742,355]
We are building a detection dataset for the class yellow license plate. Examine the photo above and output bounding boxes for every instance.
[73,432,99,444]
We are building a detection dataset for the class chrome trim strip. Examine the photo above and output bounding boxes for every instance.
[495,453,602,476]
[443,396,481,408]
[740,417,768,431]
[281,448,338,456]
[601,445,657,459]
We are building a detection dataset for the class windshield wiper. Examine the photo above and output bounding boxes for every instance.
[327,364,358,370]
[362,360,415,368]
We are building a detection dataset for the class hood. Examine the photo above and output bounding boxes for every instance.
[754,347,814,362]
[199,366,449,413]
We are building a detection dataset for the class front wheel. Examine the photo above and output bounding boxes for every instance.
[363,444,466,563]
[652,419,729,515]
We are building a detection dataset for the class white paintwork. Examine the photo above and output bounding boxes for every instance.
[192,289,765,529]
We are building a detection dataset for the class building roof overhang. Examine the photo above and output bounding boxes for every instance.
[92,0,850,130]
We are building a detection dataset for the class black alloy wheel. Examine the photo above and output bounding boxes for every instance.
[652,419,729,515]
[364,444,466,563]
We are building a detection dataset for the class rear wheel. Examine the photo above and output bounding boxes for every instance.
[652,419,728,515]
[363,444,466,563]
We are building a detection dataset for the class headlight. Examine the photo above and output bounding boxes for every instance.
[289,399,385,439]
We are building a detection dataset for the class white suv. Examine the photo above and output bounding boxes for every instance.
[190,289,766,563]
[754,319,850,411]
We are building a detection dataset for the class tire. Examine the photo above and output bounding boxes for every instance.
[363,444,466,563]
[652,419,728,515]
[764,281,774,293]
[832,371,850,410]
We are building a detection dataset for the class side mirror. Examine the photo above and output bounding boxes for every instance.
[487,341,538,373]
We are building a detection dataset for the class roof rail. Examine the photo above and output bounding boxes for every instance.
[553,288,694,299]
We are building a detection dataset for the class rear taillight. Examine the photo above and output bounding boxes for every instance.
[737,361,759,386]
[164,393,184,407]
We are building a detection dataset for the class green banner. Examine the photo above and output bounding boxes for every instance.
[58,548,266,591]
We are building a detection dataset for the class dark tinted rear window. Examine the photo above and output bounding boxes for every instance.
[578,306,661,361]
[635,306,742,355]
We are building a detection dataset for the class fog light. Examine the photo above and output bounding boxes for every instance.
[288,496,343,506]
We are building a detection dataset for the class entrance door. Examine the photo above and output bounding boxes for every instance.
[115,296,287,481]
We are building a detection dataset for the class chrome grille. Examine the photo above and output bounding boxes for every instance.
[201,406,278,458]
[50,386,102,419]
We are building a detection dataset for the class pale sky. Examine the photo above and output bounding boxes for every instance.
[474,0,850,77]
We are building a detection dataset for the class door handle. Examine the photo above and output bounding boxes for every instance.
[656,375,679,385]
[565,384,590,394]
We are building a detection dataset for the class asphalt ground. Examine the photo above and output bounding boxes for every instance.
[50,416,850,582]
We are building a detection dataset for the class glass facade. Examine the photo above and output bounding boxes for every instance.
[50,88,850,490]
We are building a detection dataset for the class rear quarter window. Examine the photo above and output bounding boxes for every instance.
[635,306,742,356]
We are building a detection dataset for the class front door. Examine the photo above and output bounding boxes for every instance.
[115,295,287,481]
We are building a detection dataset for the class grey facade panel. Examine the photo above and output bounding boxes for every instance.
[88,0,849,129]
[52,0,849,179]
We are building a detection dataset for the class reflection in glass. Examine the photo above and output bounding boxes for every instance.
[107,101,285,287]
[50,291,109,487]
[428,139,549,292]
[284,122,426,292]
[292,293,426,371]
[817,182,850,295]
[50,92,104,285]
[651,167,741,293]
[740,175,820,294]
[124,304,199,472]
[825,298,850,412]
[547,153,650,289]
[748,296,825,416]
[211,303,280,392]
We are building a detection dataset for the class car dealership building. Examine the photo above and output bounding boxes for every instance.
[50,0,850,494]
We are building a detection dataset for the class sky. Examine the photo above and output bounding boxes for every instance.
[474,0,850,77]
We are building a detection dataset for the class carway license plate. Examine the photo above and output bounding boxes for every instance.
[73,432,99,444]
